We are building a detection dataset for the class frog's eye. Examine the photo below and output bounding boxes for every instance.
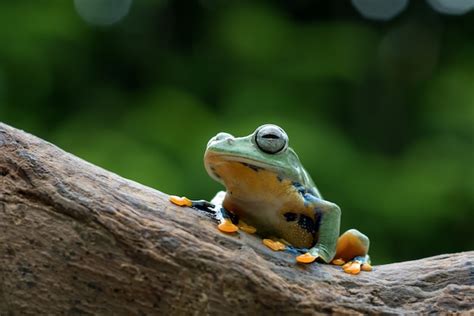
[255,125,288,154]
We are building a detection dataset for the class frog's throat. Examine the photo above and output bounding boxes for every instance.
[204,151,288,182]
[204,156,295,201]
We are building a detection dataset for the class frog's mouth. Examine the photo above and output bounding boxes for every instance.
[204,151,281,174]
[204,158,269,194]
[204,151,291,187]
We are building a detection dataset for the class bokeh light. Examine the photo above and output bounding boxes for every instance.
[74,0,133,26]
[427,0,474,15]
[351,0,409,21]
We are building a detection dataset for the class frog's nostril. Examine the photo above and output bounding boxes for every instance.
[215,132,233,141]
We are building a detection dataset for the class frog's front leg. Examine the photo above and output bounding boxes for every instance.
[170,192,255,234]
[205,191,237,233]
[170,192,237,232]
[212,191,257,234]
[296,195,341,264]
[332,229,372,274]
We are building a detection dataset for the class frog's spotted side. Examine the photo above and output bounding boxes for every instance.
[170,124,372,274]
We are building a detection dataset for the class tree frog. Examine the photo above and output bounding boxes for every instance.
[170,124,372,274]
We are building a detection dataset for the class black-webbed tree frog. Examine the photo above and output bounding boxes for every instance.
[170,124,372,274]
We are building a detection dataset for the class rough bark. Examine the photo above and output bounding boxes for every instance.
[0,122,473,315]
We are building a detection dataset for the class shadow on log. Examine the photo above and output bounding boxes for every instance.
[0,122,473,315]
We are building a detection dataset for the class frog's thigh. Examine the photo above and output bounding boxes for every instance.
[334,229,369,262]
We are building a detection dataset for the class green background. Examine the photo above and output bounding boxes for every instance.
[1,1,472,264]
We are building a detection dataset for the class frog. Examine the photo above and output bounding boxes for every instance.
[170,124,372,274]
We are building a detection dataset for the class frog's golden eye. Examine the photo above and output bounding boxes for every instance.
[255,124,288,154]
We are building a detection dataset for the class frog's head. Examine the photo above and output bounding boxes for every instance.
[204,124,309,188]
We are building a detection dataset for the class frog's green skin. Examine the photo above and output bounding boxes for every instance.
[173,124,371,273]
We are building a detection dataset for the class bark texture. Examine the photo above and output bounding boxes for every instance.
[0,122,473,315]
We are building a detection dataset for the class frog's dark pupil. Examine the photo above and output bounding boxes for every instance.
[262,134,279,139]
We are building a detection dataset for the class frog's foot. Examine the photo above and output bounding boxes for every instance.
[296,252,318,264]
[342,256,372,275]
[342,261,362,275]
[263,239,286,251]
[238,220,257,234]
[218,218,239,233]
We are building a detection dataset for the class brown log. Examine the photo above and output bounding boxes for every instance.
[0,122,473,315]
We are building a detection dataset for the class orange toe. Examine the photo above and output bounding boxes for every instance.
[332,258,346,266]
[239,221,257,234]
[361,263,373,272]
[218,221,238,233]
[343,262,361,275]
[296,252,318,264]
[169,195,192,207]
[263,239,286,251]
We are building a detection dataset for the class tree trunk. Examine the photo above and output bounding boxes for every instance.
[0,122,472,315]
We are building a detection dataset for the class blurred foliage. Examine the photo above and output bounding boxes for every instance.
[0,1,472,264]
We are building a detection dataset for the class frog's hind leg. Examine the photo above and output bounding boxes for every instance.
[332,229,372,274]
[333,229,369,262]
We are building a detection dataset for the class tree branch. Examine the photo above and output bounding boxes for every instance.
[0,122,472,315]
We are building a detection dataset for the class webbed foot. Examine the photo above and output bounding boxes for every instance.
[339,256,372,275]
